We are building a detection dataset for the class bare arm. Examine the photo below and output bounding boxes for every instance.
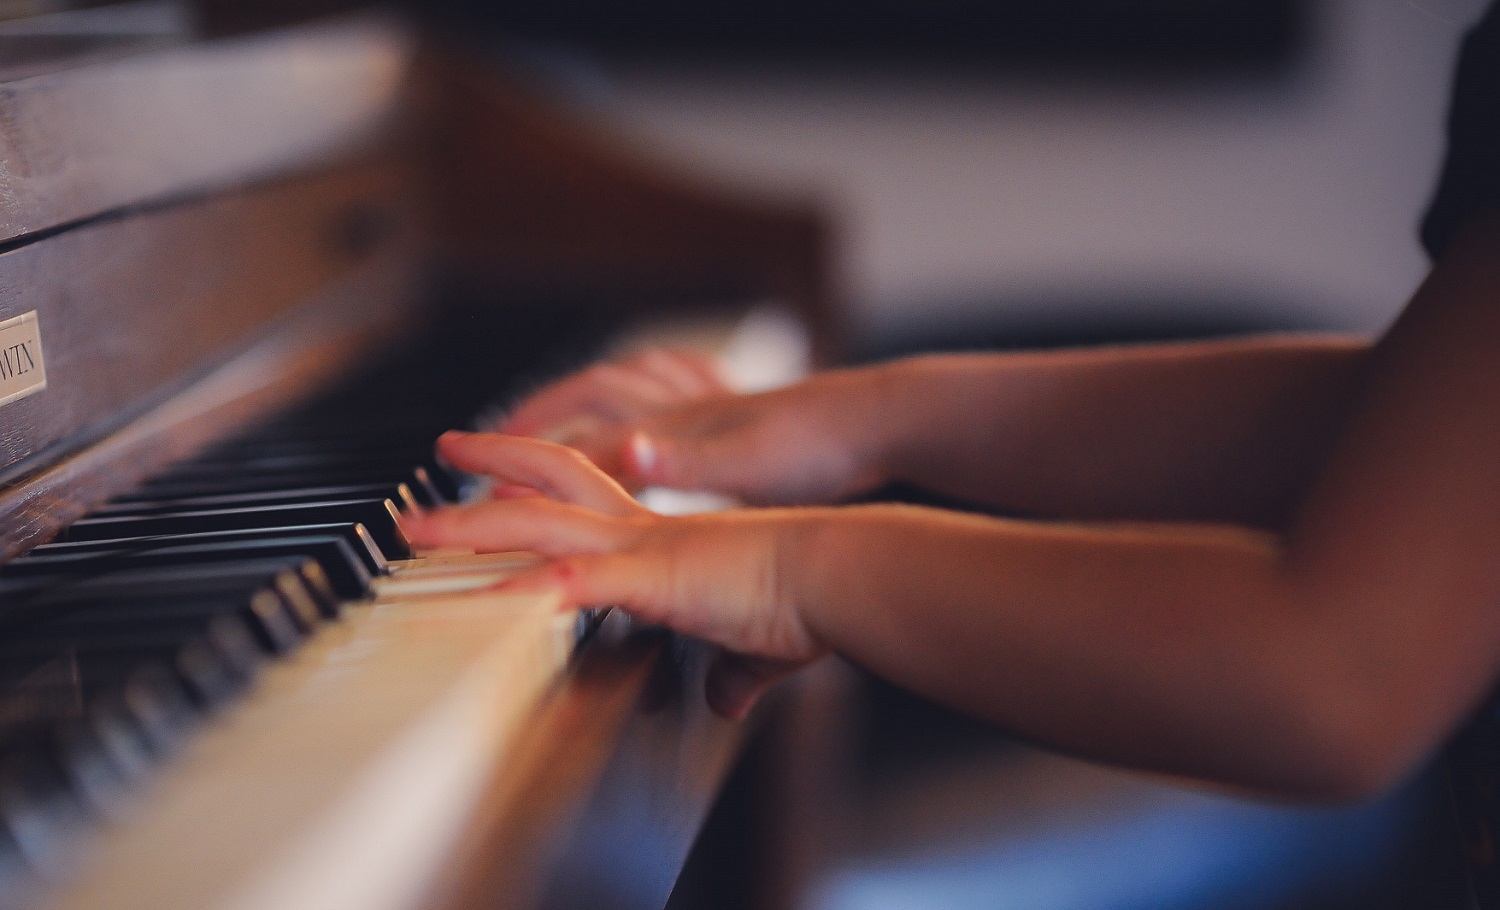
[867,336,1369,527]
[501,336,1369,527]
[803,213,1500,797]
[795,217,1500,798]
[411,216,1500,801]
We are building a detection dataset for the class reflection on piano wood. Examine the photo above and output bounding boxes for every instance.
[0,7,831,910]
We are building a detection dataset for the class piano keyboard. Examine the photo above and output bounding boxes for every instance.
[0,304,617,910]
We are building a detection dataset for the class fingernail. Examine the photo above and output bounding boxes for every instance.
[628,431,658,476]
[441,429,472,440]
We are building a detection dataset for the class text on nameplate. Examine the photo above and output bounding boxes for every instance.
[0,311,47,408]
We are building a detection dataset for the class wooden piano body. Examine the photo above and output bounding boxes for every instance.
[0,7,833,908]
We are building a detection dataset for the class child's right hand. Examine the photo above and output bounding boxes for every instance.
[497,349,895,505]
[408,431,831,719]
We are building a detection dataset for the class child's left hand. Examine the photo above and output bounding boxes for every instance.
[402,430,829,719]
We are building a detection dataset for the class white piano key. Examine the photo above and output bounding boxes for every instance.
[41,585,572,910]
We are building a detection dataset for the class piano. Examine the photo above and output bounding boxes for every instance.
[0,4,834,908]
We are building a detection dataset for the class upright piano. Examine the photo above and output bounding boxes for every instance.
[0,5,833,908]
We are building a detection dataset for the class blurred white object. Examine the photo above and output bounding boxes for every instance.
[717,304,812,393]
[633,303,811,513]
[637,488,740,515]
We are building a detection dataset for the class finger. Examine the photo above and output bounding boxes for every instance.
[502,364,678,437]
[628,349,726,398]
[403,498,629,556]
[565,428,631,485]
[482,551,677,630]
[492,550,802,670]
[704,652,803,720]
[534,415,606,447]
[623,426,752,495]
[567,362,681,419]
[499,373,603,437]
[436,431,642,516]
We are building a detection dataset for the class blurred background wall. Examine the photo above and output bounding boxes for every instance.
[477,0,1486,357]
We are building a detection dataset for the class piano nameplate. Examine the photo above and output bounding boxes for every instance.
[0,311,47,408]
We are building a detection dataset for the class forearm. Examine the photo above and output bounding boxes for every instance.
[861,336,1369,527]
[785,505,1412,799]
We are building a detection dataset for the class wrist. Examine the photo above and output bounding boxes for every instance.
[849,358,930,489]
[769,508,843,650]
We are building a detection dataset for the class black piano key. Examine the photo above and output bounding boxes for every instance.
[153,452,460,500]
[0,751,92,883]
[0,559,336,632]
[263,563,339,624]
[5,556,340,626]
[36,592,303,658]
[200,435,426,459]
[51,722,133,825]
[163,638,246,708]
[0,630,255,711]
[115,665,198,757]
[6,573,308,658]
[171,445,434,468]
[29,524,390,577]
[175,440,435,460]
[6,536,374,601]
[0,558,311,596]
[4,662,202,762]
[125,466,447,507]
[6,615,261,685]
[90,482,421,519]
[59,499,413,560]
[0,826,40,909]
[80,698,155,788]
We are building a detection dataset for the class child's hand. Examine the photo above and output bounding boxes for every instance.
[499,348,727,444]
[497,349,893,505]
[405,431,829,719]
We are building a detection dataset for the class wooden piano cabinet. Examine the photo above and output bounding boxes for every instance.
[0,10,844,909]
[659,657,863,910]
[420,616,747,910]
[408,41,843,364]
[0,160,426,561]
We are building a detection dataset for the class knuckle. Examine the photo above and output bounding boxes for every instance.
[590,363,626,385]
[562,445,594,465]
[624,350,659,370]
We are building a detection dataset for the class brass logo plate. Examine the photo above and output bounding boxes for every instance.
[0,311,47,408]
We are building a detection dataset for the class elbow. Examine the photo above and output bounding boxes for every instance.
[1267,678,1435,804]
[1285,739,1413,804]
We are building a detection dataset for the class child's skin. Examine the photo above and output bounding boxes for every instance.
[404,213,1500,803]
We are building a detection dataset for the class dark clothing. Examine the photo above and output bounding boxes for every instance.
[1422,2,1500,259]
[1429,6,1500,908]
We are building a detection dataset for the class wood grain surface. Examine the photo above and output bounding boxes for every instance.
[0,159,425,560]
[0,160,418,481]
[422,614,748,910]
[0,16,410,244]
[410,42,843,362]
